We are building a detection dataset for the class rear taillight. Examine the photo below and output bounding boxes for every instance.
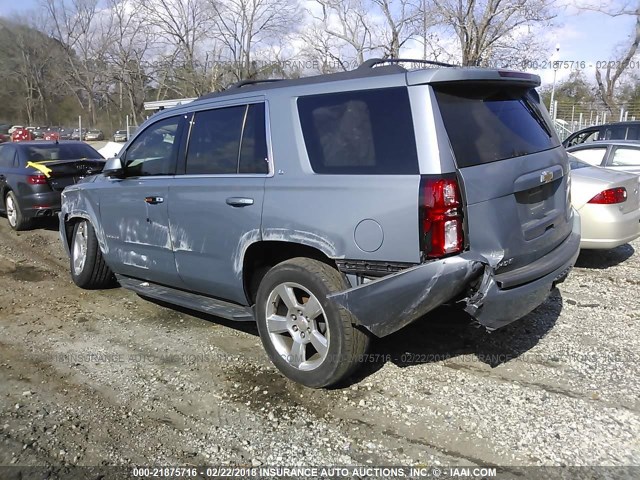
[588,187,627,205]
[27,174,48,185]
[420,176,464,259]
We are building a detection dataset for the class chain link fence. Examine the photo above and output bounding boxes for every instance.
[548,101,640,140]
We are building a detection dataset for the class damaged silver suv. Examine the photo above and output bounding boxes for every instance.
[59,59,580,388]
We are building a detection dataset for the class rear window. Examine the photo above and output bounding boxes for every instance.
[25,144,102,162]
[435,84,559,167]
[297,87,419,174]
[569,147,606,166]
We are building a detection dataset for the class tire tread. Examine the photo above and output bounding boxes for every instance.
[5,191,33,231]
[71,220,114,289]
[256,257,369,388]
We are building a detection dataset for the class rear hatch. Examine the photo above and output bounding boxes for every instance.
[433,81,572,285]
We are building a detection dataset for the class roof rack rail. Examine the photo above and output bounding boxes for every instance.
[228,78,283,89]
[358,58,457,69]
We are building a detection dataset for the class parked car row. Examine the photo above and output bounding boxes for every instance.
[1,125,109,142]
[2,61,639,389]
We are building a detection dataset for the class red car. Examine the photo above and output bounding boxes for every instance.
[11,128,33,142]
[44,131,60,141]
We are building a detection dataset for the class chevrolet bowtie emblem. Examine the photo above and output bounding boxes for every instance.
[540,171,553,183]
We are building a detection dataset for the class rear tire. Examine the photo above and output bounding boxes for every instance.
[70,219,114,289]
[255,257,370,388]
[5,191,32,231]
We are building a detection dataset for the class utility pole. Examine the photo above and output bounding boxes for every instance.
[549,44,560,119]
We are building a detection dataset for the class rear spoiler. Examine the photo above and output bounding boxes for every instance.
[26,159,105,178]
[406,68,541,87]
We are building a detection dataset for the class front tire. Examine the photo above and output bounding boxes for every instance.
[255,257,370,388]
[5,191,32,231]
[70,220,114,289]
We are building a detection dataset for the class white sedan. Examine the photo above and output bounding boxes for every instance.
[569,155,640,249]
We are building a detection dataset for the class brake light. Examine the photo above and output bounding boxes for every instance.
[588,187,627,205]
[27,174,48,185]
[420,176,464,259]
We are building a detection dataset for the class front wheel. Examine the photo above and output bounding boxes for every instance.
[255,258,370,388]
[70,219,114,289]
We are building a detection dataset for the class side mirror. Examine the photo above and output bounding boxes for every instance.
[103,157,125,178]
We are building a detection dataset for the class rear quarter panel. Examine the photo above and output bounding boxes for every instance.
[261,82,422,265]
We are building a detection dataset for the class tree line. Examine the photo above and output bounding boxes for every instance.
[0,0,637,133]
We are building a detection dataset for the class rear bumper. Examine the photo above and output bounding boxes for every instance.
[464,228,580,331]
[329,213,581,336]
[579,205,640,250]
[20,191,62,217]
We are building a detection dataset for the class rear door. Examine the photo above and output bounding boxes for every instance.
[168,101,268,305]
[433,82,573,281]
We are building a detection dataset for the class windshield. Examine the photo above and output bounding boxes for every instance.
[434,83,560,167]
[25,144,102,162]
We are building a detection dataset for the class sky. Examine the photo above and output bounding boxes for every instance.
[0,0,635,90]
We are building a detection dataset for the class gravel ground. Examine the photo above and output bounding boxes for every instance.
[0,219,638,473]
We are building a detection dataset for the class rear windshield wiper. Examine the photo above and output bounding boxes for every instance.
[521,97,553,138]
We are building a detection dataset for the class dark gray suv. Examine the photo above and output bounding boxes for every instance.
[59,59,580,387]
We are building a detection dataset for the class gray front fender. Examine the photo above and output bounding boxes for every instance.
[58,187,107,258]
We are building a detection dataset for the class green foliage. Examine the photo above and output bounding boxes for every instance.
[540,70,597,107]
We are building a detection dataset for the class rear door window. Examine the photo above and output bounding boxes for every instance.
[185,103,269,175]
[239,103,269,174]
[297,87,419,174]
[610,146,640,166]
[434,84,559,167]
[186,106,245,174]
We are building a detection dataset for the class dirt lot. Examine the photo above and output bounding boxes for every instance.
[0,218,638,472]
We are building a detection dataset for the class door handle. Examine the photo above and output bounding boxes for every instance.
[226,197,254,207]
[144,196,164,205]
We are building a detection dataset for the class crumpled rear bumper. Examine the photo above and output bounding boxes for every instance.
[329,215,581,337]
